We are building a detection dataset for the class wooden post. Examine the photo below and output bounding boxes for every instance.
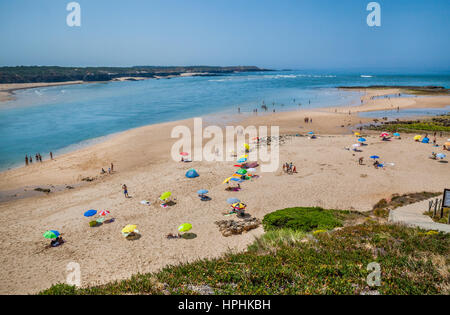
[439,199,443,219]
[433,199,438,217]
[428,200,433,213]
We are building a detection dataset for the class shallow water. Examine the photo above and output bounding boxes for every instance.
[0,71,449,170]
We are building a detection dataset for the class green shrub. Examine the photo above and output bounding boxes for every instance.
[262,207,343,232]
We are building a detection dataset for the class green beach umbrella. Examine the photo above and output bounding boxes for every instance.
[178,223,192,233]
[236,168,247,175]
[43,230,60,239]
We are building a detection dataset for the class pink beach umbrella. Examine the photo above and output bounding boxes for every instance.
[98,210,110,216]
[180,152,189,156]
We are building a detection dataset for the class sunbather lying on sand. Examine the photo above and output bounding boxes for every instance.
[166,233,181,239]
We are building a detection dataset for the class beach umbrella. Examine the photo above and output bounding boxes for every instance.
[84,209,97,217]
[227,198,240,204]
[98,210,110,216]
[230,177,242,182]
[159,191,172,201]
[247,168,257,173]
[436,153,446,159]
[178,223,192,233]
[122,225,137,234]
[232,202,246,210]
[308,131,314,135]
[380,132,390,138]
[180,152,189,156]
[352,143,361,147]
[393,132,400,137]
[43,230,60,239]
[237,157,247,163]
[414,135,422,141]
[358,138,366,142]
[244,143,250,150]
[236,168,247,175]
[445,142,450,147]
[185,168,199,178]
[370,155,380,160]
[354,132,361,136]
[223,177,232,184]
[239,154,248,159]
[197,189,208,195]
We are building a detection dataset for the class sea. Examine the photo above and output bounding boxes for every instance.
[0,70,449,170]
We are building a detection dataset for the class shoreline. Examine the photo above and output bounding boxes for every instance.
[1,86,449,179]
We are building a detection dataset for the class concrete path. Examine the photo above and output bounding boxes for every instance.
[389,196,450,233]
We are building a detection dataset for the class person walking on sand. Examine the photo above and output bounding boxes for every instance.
[122,184,129,198]
[111,163,114,173]
[359,157,364,165]
[25,155,28,166]
[50,152,53,160]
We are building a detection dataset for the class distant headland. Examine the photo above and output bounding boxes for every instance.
[0,65,272,84]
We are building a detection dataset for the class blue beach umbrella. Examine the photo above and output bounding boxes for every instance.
[84,209,97,217]
[230,178,242,182]
[436,153,446,159]
[227,198,241,204]
[358,138,366,142]
[370,155,380,160]
[393,133,400,137]
[185,169,199,178]
[197,189,208,195]
[43,230,60,239]
[308,131,314,135]
[237,157,247,163]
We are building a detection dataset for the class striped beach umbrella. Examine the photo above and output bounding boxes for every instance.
[43,230,60,239]
[98,210,110,216]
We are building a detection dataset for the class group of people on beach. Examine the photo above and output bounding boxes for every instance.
[25,152,53,165]
[303,117,312,123]
[282,162,297,174]
[101,163,114,175]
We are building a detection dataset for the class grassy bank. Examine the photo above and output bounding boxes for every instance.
[40,208,449,295]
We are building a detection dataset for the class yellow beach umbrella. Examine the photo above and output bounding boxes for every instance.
[354,132,361,136]
[244,143,249,150]
[178,223,192,233]
[445,142,450,147]
[239,154,248,159]
[414,135,422,141]
[159,191,172,200]
[122,225,137,234]
[223,177,232,184]
[232,202,246,210]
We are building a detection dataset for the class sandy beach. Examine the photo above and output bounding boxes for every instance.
[0,89,449,294]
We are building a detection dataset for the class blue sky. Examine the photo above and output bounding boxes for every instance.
[0,0,449,72]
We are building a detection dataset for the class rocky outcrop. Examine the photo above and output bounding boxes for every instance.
[214,218,261,237]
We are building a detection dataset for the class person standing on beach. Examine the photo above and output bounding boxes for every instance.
[50,152,53,160]
[122,184,129,198]
[39,154,42,162]
[238,107,240,114]
[111,163,114,173]
[30,156,32,163]
[25,155,28,166]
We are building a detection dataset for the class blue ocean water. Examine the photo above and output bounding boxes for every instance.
[0,71,449,170]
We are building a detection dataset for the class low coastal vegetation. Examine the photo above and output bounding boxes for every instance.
[40,206,449,295]
[367,115,450,133]
[0,66,268,84]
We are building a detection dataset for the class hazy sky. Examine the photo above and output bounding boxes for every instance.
[1,0,449,72]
